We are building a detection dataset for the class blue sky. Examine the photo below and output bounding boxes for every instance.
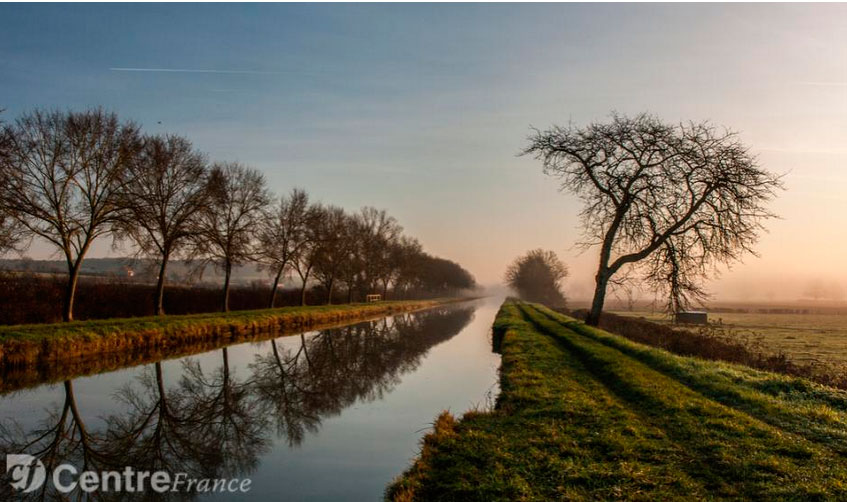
[2,3,847,299]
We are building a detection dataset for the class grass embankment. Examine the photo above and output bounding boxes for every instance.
[0,299,458,391]
[388,300,847,501]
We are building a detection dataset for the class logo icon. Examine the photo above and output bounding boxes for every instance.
[6,454,46,493]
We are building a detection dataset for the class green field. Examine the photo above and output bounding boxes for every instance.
[389,300,847,501]
[614,310,847,367]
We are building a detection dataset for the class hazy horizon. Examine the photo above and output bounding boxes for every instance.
[2,3,846,302]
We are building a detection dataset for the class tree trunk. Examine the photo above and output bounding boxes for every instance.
[268,266,284,309]
[299,268,310,306]
[62,261,82,322]
[300,333,313,370]
[154,253,169,316]
[586,269,610,326]
[65,380,90,440]
[382,280,388,301]
[155,362,166,402]
[326,279,334,305]
[222,347,231,399]
[347,284,354,304]
[222,260,232,312]
[585,217,622,327]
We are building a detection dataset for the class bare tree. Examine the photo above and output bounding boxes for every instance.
[257,188,311,308]
[0,109,141,321]
[292,203,324,306]
[359,206,402,296]
[505,249,568,307]
[391,236,423,299]
[524,113,782,325]
[339,213,367,303]
[313,205,356,304]
[115,134,208,315]
[192,162,270,312]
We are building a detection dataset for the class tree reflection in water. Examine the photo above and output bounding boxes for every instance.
[0,380,124,500]
[0,305,475,500]
[251,307,474,446]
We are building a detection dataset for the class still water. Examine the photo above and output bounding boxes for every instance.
[0,297,501,500]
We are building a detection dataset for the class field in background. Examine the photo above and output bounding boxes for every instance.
[611,308,847,367]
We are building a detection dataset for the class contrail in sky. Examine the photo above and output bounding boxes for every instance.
[796,81,847,86]
[109,67,290,75]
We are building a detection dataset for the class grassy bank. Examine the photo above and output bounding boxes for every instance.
[0,299,460,380]
[388,300,847,501]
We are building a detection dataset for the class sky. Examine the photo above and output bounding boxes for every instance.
[1,3,846,302]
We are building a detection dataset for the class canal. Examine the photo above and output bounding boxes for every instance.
[0,297,502,500]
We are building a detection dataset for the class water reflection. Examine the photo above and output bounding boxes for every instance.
[0,306,475,500]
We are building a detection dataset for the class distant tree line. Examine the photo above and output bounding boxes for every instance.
[0,108,476,321]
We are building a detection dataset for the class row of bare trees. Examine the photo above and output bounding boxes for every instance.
[0,108,475,321]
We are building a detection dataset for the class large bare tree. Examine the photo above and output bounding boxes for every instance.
[116,134,208,315]
[524,113,782,325]
[1,109,141,321]
[192,162,270,312]
[257,188,311,308]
